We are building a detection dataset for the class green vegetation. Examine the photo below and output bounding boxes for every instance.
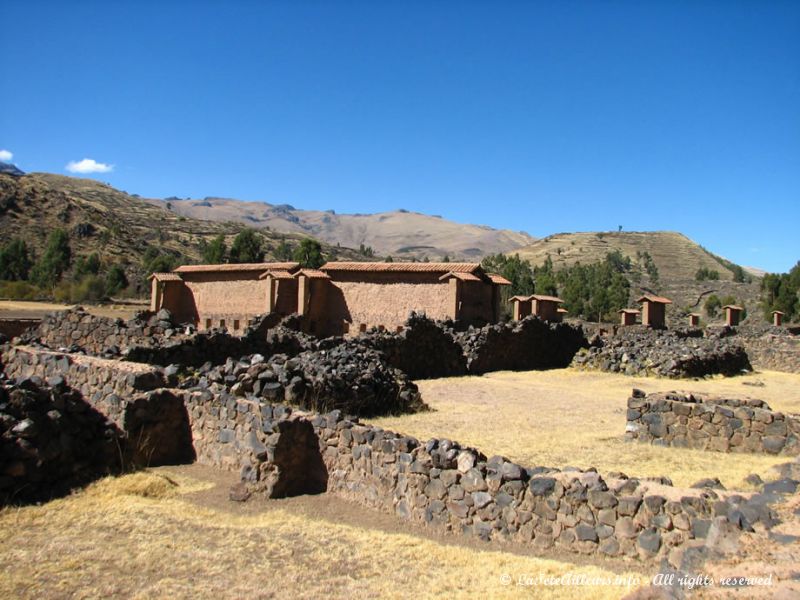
[274,240,293,261]
[761,261,800,322]
[636,251,659,285]
[556,252,631,322]
[29,229,71,288]
[200,234,227,264]
[0,239,32,281]
[481,254,535,297]
[229,229,264,263]
[293,238,324,269]
[704,293,748,320]
[142,247,178,276]
[358,243,375,257]
[695,267,720,281]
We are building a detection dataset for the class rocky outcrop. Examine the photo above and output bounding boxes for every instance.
[626,389,800,455]
[571,329,751,378]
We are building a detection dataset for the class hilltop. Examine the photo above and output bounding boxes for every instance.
[0,173,365,292]
[511,231,762,318]
[152,196,534,261]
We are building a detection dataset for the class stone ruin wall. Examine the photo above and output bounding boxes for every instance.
[0,345,767,566]
[626,389,800,456]
[739,333,800,374]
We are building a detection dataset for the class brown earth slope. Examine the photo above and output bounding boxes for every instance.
[152,196,535,261]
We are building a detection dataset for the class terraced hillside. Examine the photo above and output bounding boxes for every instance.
[513,231,763,321]
[0,173,365,289]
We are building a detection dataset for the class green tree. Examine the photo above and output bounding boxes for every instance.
[481,253,535,297]
[704,294,722,317]
[30,229,71,288]
[201,234,227,264]
[293,238,324,269]
[229,229,264,263]
[105,264,129,296]
[695,267,720,281]
[73,253,101,280]
[274,240,293,261]
[0,239,32,281]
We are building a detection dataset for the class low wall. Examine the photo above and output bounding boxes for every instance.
[625,389,800,455]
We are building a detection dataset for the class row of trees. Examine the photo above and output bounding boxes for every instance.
[197,230,326,269]
[0,230,128,301]
[761,261,800,322]
[481,251,632,322]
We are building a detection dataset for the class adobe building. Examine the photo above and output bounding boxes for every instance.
[618,308,640,326]
[555,307,569,323]
[530,294,564,321]
[150,261,510,337]
[723,305,743,327]
[689,313,701,327]
[303,262,511,336]
[150,262,300,333]
[637,294,672,329]
[772,310,785,327]
[509,296,533,321]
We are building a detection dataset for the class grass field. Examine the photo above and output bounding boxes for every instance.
[373,368,800,490]
[0,299,143,320]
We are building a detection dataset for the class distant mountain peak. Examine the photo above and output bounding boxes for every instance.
[0,162,24,177]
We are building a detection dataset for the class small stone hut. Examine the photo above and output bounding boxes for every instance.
[773,310,784,327]
[688,313,701,327]
[637,294,672,329]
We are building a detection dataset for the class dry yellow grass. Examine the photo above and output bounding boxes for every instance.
[373,368,800,490]
[0,471,647,600]
[0,299,142,320]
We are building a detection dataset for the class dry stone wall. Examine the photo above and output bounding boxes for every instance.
[626,389,800,455]
[738,331,800,374]
[0,375,123,505]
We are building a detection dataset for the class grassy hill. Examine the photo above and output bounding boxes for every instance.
[0,173,366,294]
[152,197,534,261]
[511,231,762,321]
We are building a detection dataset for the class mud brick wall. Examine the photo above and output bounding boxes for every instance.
[626,390,800,455]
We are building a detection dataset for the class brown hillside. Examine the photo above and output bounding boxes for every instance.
[0,173,366,290]
[153,197,535,260]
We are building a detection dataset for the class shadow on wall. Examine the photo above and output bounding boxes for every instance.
[122,390,196,468]
[269,419,329,498]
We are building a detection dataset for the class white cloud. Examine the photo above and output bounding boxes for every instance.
[66,158,114,174]
[0,149,12,162]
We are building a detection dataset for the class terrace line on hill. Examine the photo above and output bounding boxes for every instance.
[150,261,512,337]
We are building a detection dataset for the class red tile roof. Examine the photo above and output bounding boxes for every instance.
[637,294,673,304]
[259,270,295,280]
[722,305,744,311]
[175,262,299,273]
[487,273,512,285]
[557,307,569,313]
[148,272,183,281]
[438,272,482,282]
[618,308,641,314]
[531,294,564,303]
[295,269,330,279]
[321,261,480,273]
[509,295,533,302]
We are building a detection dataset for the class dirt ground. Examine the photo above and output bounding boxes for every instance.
[0,367,798,599]
[0,299,144,320]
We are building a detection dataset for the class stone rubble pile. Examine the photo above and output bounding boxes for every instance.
[188,342,425,418]
[571,329,751,378]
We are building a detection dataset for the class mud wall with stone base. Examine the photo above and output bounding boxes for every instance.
[625,390,800,455]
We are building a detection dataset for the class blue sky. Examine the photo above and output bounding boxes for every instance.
[1,1,798,272]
